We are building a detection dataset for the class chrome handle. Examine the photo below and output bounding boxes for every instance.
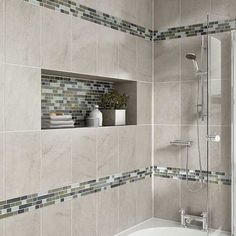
[206,135,220,142]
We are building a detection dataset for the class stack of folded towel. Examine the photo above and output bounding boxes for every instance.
[43,113,75,129]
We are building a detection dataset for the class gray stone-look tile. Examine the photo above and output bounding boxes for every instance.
[42,202,71,236]
[97,25,119,78]
[137,82,152,125]
[5,0,40,66]
[5,65,41,131]
[154,82,180,125]
[5,211,40,236]
[154,0,181,30]
[97,188,119,236]
[72,17,97,75]
[5,132,40,199]
[72,128,96,183]
[119,183,137,232]
[72,194,96,236]
[41,8,71,71]
[155,39,181,82]
[41,130,72,191]
[154,177,180,221]
[97,127,119,177]
[119,126,136,172]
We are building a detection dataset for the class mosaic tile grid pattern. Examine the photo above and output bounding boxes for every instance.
[0,167,152,220]
[24,0,153,40]
[154,166,231,185]
[153,19,236,41]
[41,75,113,128]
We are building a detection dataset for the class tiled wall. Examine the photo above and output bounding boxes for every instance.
[153,0,233,231]
[41,75,114,127]
[0,0,153,235]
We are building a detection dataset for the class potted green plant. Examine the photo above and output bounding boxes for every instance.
[100,91,129,126]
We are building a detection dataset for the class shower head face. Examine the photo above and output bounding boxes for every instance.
[186,53,197,60]
[186,53,199,73]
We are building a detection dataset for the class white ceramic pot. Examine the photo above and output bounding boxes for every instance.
[102,109,126,126]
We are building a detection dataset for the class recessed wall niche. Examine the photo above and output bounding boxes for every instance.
[41,69,137,129]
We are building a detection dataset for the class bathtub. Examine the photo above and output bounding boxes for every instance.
[129,227,206,236]
[116,218,230,236]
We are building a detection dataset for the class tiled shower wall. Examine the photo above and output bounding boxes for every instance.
[0,0,153,236]
[154,0,234,231]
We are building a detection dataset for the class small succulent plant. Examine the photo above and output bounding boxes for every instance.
[100,91,129,109]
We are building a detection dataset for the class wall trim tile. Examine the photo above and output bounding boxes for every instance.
[0,165,231,220]
[23,0,153,41]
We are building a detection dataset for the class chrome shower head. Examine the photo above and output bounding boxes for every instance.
[186,53,199,73]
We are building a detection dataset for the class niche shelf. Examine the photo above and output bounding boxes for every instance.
[41,69,137,129]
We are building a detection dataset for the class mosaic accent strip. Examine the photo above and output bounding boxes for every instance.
[154,166,231,186]
[0,167,152,219]
[153,19,236,41]
[24,0,153,40]
[0,166,231,219]
[41,75,113,128]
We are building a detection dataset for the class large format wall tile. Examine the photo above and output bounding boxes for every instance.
[209,184,231,231]
[208,126,231,173]
[5,132,40,199]
[154,39,181,82]
[41,130,72,191]
[72,194,96,236]
[181,0,210,26]
[210,0,236,20]
[41,8,71,71]
[0,133,4,200]
[136,125,152,169]
[97,127,119,177]
[154,125,181,168]
[180,182,207,215]
[136,0,153,29]
[154,82,180,125]
[0,64,4,131]
[0,0,4,64]
[137,82,152,125]
[5,0,40,66]
[136,178,152,224]
[119,183,137,232]
[118,32,136,81]
[72,128,96,183]
[72,17,97,75]
[154,0,180,30]
[97,188,119,236]
[136,38,152,81]
[4,65,41,131]
[154,177,180,221]
[5,211,40,236]
[42,202,71,236]
[119,126,136,172]
[209,79,231,126]
[97,25,119,78]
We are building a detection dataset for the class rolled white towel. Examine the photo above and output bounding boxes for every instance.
[49,120,74,125]
[50,114,72,121]
[48,124,75,129]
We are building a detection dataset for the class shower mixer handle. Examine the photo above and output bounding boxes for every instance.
[206,135,221,142]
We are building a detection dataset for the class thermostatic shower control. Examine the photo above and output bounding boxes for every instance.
[206,135,221,142]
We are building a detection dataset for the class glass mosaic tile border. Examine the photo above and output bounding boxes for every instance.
[153,19,236,41]
[0,165,231,220]
[41,75,114,128]
[0,167,152,220]
[24,0,236,41]
[24,0,153,40]
[154,166,231,186]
